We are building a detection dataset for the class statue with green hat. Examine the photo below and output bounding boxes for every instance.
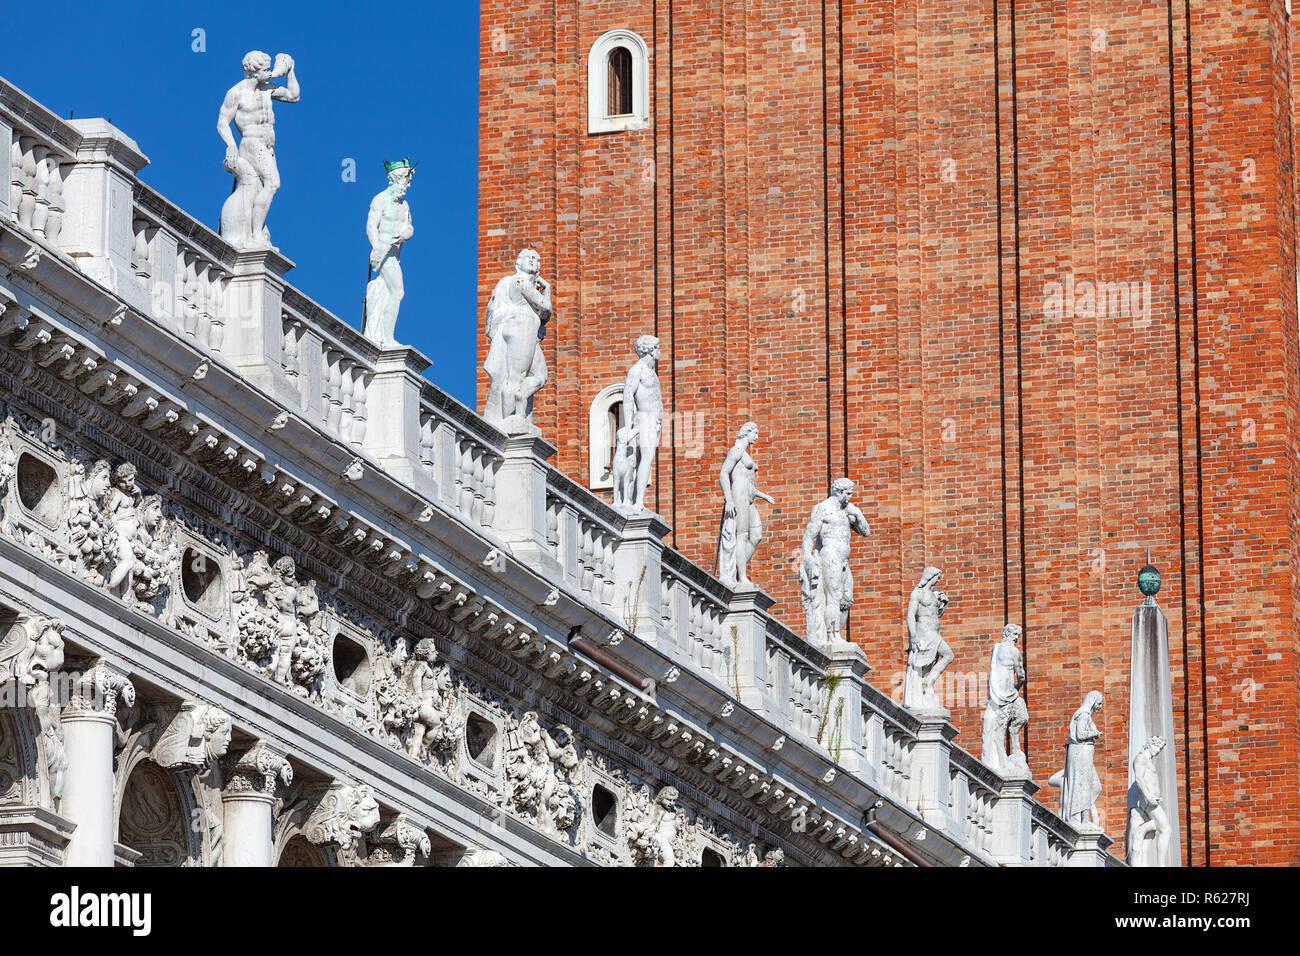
[364,158,417,347]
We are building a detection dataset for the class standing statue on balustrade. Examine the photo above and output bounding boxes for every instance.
[1051,690,1105,830]
[217,51,300,251]
[716,422,774,589]
[483,249,552,433]
[799,478,870,648]
[903,566,955,715]
[619,335,662,513]
[363,159,416,348]
[980,623,1029,774]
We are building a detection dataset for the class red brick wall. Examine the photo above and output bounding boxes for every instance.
[480,0,1300,865]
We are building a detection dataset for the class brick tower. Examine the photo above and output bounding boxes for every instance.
[480,1,1300,865]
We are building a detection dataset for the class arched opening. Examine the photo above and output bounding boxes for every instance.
[181,547,223,613]
[464,713,498,769]
[591,784,618,838]
[118,761,192,866]
[16,454,59,525]
[0,708,23,806]
[607,46,633,116]
[700,847,725,867]
[278,834,327,867]
[588,30,650,133]
[331,634,372,696]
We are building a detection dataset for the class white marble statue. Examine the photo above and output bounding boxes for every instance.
[1051,691,1104,830]
[716,422,774,588]
[483,249,552,432]
[103,462,143,601]
[903,567,955,714]
[217,51,300,251]
[798,478,870,648]
[363,159,416,347]
[619,335,662,512]
[980,624,1029,775]
[0,616,68,802]
[1127,735,1174,866]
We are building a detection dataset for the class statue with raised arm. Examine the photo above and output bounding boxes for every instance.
[619,335,662,512]
[716,422,774,588]
[1127,735,1174,865]
[483,249,551,432]
[798,478,870,648]
[980,623,1029,773]
[903,566,955,714]
[217,51,300,251]
[363,159,416,347]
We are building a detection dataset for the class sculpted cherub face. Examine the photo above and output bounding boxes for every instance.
[30,622,65,681]
[141,495,163,528]
[88,461,112,499]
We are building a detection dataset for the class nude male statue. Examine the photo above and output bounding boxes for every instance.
[904,566,956,713]
[799,478,871,647]
[483,249,552,430]
[217,51,300,251]
[620,335,662,512]
[1128,735,1174,866]
[363,159,416,347]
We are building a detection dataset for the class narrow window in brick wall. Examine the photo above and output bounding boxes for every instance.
[607,47,633,116]
[588,384,625,490]
[588,30,650,133]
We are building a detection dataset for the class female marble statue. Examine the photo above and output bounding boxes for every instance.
[1058,690,1105,829]
[715,422,774,588]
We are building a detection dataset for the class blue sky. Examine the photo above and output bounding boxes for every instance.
[5,0,481,406]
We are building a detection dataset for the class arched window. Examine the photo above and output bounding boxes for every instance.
[607,47,633,116]
[588,30,650,133]
[588,384,625,490]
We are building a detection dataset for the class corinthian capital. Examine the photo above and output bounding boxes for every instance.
[223,741,293,797]
[366,813,431,867]
[63,659,135,719]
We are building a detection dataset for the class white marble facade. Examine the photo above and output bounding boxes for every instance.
[0,71,1119,868]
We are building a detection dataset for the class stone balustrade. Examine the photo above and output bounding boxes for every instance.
[0,74,1119,867]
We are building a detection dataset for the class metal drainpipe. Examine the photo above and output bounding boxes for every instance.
[567,627,655,695]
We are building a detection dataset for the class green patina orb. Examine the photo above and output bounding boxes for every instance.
[1138,564,1162,597]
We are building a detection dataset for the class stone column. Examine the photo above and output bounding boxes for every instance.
[58,119,149,297]
[990,776,1040,865]
[224,249,296,403]
[909,717,958,828]
[364,346,435,494]
[62,661,135,867]
[824,642,871,775]
[612,511,670,644]
[221,742,292,867]
[494,431,560,575]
